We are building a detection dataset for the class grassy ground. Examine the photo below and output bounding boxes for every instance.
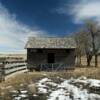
[0,56,100,99]
[1,66,100,87]
[0,67,100,99]
[1,55,100,89]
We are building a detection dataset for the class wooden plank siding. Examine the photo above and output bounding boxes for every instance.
[27,49,76,71]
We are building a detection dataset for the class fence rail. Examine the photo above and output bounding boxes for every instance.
[0,61,27,81]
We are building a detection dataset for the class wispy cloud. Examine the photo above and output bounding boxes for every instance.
[0,3,48,53]
[55,0,100,24]
[71,0,100,24]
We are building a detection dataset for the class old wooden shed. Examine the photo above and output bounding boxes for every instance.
[25,37,76,71]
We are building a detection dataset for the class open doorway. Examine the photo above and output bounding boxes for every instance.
[48,53,55,63]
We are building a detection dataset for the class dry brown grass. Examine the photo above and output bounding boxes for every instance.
[2,72,43,88]
[0,56,100,87]
[81,56,100,67]
[1,67,100,88]
[43,67,100,80]
[0,67,100,99]
[0,56,100,99]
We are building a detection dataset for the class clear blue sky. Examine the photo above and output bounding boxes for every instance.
[0,0,99,53]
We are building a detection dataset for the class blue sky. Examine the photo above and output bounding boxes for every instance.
[0,0,100,53]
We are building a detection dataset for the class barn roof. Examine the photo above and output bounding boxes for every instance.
[25,37,76,49]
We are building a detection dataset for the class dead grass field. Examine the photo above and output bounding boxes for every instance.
[1,56,100,87]
[0,56,100,99]
[81,56,100,67]
[1,67,100,88]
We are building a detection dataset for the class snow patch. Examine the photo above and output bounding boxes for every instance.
[36,77,100,100]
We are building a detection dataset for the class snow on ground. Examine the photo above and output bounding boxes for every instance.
[36,76,100,100]
[88,79,100,87]
[72,76,100,87]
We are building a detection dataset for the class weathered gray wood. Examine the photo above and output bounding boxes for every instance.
[0,61,27,82]
[27,49,76,71]
[25,37,76,49]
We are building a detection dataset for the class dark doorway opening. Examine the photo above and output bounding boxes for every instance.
[48,53,55,63]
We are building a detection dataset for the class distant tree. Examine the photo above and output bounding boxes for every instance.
[74,20,100,67]
[85,20,100,67]
[74,30,84,66]
[74,30,92,66]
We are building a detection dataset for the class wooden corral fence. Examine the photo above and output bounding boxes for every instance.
[0,57,27,82]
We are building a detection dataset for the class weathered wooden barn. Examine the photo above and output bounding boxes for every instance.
[25,37,76,71]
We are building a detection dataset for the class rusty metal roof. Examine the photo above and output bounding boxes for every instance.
[25,37,76,49]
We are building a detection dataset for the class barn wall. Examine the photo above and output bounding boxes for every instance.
[27,49,75,70]
[55,50,75,66]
